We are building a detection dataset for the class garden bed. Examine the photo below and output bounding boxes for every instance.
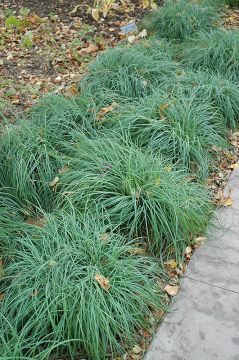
[0,0,239,359]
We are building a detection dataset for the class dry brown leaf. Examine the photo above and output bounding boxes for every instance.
[50,176,59,187]
[164,284,179,296]
[153,310,164,318]
[85,43,99,54]
[0,293,4,301]
[96,102,118,119]
[26,217,45,227]
[94,274,111,290]
[143,329,150,338]
[92,8,100,21]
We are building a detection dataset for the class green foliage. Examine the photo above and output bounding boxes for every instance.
[183,29,239,80]
[5,15,22,28]
[141,0,220,41]
[113,91,227,177]
[0,212,164,359]
[165,70,239,128]
[0,121,63,215]
[21,31,33,50]
[57,133,212,258]
[19,7,31,16]
[80,40,178,100]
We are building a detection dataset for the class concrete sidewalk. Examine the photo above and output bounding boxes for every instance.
[145,167,239,360]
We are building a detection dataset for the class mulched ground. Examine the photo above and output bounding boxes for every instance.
[0,0,156,118]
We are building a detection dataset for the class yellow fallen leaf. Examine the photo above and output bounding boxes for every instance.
[230,163,239,170]
[150,0,158,9]
[128,248,146,255]
[194,236,207,243]
[49,176,59,187]
[94,274,111,290]
[92,8,100,21]
[164,284,179,296]
[142,0,149,9]
[166,259,177,269]
[223,197,233,207]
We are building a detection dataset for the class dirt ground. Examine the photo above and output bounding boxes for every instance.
[0,0,155,118]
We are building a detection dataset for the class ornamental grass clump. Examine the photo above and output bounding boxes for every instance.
[29,93,98,141]
[141,0,220,41]
[114,92,227,177]
[80,41,178,100]
[56,133,212,258]
[183,29,239,80]
[164,70,239,128]
[0,212,165,360]
[0,122,63,215]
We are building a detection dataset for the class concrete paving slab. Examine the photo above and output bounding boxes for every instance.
[145,277,239,360]
[144,167,239,360]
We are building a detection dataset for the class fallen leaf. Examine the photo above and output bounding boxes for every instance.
[31,290,38,297]
[142,0,150,9]
[132,345,142,354]
[26,217,45,227]
[85,43,98,54]
[159,103,169,113]
[69,4,81,15]
[128,35,136,44]
[138,29,147,39]
[223,197,233,207]
[50,176,59,187]
[58,165,70,174]
[150,0,158,9]
[185,246,192,255]
[96,102,118,119]
[128,247,146,255]
[0,293,4,301]
[194,236,206,243]
[164,284,179,296]
[100,233,109,241]
[92,8,100,21]
[94,274,111,290]
[153,310,164,318]
[143,330,150,338]
[230,163,239,170]
[166,259,177,269]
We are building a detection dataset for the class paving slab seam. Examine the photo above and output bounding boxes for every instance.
[184,275,239,295]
